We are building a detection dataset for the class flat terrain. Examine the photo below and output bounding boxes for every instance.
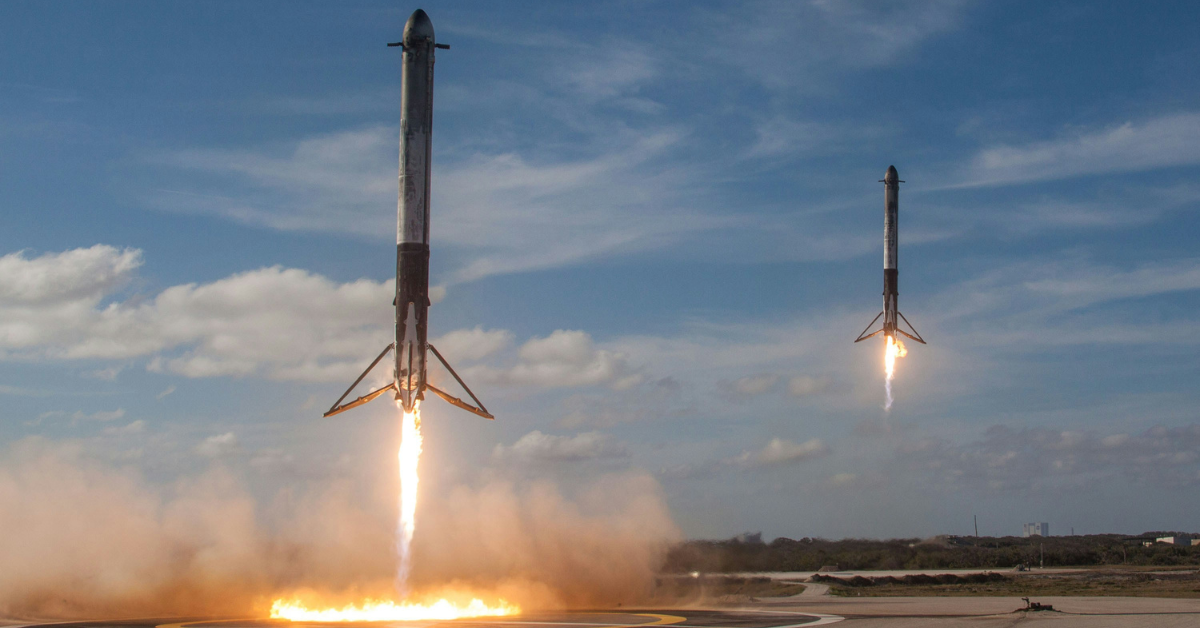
[813,567,1200,598]
[2,595,1199,628]
[0,610,841,628]
[7,571,1200,628]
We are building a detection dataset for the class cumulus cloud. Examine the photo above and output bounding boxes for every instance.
[897,424,1200,491]
[0,245,141,306]
[431,327,513,363]
[493,431,629,464]
[0,246,659,392]
[730,438,831,468]
[0,245,393,382]
[472,330,639,389]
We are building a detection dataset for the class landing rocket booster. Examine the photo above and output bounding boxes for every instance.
[855,165,926,346]
[324,9,492,420]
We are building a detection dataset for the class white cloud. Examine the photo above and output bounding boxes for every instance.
[156,385,176,400]
[730,373,779,396]
[472,330,638,389]
[731,438,830,468]
[828,472,858,486]
[195,432,238,458]
[931,257,1200,348]
[787,375,831,397]
[104,420,145,436]
[431,327,513,363]
[703,0,967,90]
[74,409,126,422]
[898,424,1200,491]
[154,127,725,284]
[492,430,629,464]
[0,246,394,382]
[557,46,658,103]
[962,112,1200,187]
[0,245,141,306]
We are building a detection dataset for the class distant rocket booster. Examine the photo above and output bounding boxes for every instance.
[324,9,492,420]
[855,165,926,345]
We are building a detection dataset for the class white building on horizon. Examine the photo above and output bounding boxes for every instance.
[1023,522,1049,537]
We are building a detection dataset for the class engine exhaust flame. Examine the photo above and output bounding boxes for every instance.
[270,598,519,622]
[397,402,422,596]
[884,335,907,411]
[270,401,518,621]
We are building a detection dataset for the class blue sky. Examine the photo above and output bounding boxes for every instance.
[3,0,1200,541]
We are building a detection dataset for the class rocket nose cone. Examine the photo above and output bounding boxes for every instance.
[404,9,435,46]
[885,165,899,182]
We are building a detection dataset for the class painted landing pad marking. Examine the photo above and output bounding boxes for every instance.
[487,615,684,628]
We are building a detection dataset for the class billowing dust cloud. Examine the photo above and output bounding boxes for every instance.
[0,438,680,619]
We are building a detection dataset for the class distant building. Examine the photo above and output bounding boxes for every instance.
[1156,535,1194,545]
[1023,522,1049,537]
[733,532,763,544]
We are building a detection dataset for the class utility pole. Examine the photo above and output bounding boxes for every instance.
[974,515,979,537]
[1040,543,1044,569]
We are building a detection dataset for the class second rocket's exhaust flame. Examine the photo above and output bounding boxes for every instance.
[884,335,907,410]
[397,402,422,596]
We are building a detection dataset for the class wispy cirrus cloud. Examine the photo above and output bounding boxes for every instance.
[958,112,1200,187]
[152,126,726,284]
[699,0,969,90]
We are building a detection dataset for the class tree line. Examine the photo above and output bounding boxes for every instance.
[663,533,1200,572]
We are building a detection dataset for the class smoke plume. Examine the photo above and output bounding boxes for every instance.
[0,438,679,619]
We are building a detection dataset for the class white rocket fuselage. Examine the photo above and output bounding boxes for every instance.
[855,164,924,345]
[320,9,493,421]
[882,165,900,338]
[395,9,437,411]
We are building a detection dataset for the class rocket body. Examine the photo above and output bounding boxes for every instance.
[395,9,437,412]
[854,165,925,346]
[882,165,900,339]
[321,9,492,421]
